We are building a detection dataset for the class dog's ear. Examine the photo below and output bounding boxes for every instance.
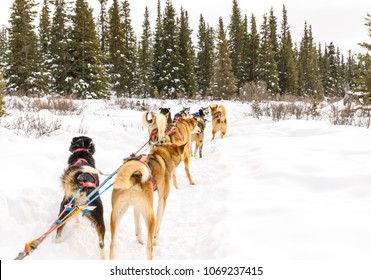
[88,139,96,154]
[151,112,156,120]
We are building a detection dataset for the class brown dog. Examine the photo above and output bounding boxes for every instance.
[159,117,198,187]
[210,104,227,141]
[110,143,186,260]
[191,117,206,158]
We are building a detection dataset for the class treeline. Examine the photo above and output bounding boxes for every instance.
[0,0,370,103]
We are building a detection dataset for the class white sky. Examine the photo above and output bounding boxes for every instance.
[0,0,370,54]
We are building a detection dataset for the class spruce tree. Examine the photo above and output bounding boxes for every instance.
[161,0,182,98]
[211,17,237,100]
[137,6,153,98]
[0,27,7,70]
[50,0,72,95]
[38,0,53,94]
[278,5,298,95]
[120,0,138,97]
[195,14,214,97]
[247,14,259,83]
[228,0,244,89]
[97,0,108,53]
[107,0,126,95]
[297,23,323,98]
[0,70,5,117]
[258,13,279,93]
[178,8,197,98]
[318,43,331,96]
[357,13,371,94]
[152,0,164,96]
[6,0,41,95]
[70,0,108,98]
[239,15,250,86]
[345,50,357,89]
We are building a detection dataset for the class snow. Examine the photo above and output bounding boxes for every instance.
[1,97,371,261]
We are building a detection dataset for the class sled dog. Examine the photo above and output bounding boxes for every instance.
[191,117,206,158]
[110,143,186,259]
[57,136,106,259]
[210,104,227,141]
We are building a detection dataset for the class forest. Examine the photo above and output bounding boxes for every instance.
[0,0,371,114]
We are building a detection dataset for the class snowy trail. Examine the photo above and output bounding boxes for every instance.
[2,100,371,260]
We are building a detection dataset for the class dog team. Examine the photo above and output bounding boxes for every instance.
[57,103,227,260]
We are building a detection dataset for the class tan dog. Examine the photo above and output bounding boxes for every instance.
[210,104,227,141]
[110,143,186,260]
[191,117,206,158]
[157,116,198,187]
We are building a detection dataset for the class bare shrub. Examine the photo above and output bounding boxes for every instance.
[114,97,150,111]
[251,100,262,119]
[31,96,84,115]
[6,114,62,137]
[239,81,270,102]
[271,103,288,121]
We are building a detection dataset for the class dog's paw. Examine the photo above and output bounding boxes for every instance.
[136,235,144,245]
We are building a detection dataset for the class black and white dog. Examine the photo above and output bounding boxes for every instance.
[56,136,106,259]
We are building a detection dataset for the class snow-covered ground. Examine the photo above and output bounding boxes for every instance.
[1,97,371,261]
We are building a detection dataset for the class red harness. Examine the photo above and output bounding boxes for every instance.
[71,148,97,188]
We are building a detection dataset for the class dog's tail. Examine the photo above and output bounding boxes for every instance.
[61,165,101,196]
[113,160,151,190]
[217,104,227,117]
[142,111,153,127]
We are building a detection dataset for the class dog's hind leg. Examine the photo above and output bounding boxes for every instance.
[87,199,106,259]
[134,209,144,245]
[172,171,179,189]
[154,185,169,246]
[110,198,129,260]
[183,153,195,185]
[145,210,155,260]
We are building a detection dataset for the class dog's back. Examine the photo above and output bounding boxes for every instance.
[57,136,106,259]
[210,104,227,141]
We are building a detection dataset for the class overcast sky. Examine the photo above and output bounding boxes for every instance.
[1,0,370,54]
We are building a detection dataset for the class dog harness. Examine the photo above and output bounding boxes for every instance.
[71,148,97,188]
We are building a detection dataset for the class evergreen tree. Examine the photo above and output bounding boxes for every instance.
[6,0,42,95]
[195,14,214,97]
[318,43,331,95]
[211,17,237,99]
[178,8,197,98]
[120,0,138,97]
[152,0,164,96]
[161,0,182,98]
[107,0,126,95]
[38,0,53,94]
[0,70,5,117]
[278,5,298,95]
[50,0,72,95]
[0,26,7,70]
[137,6,153,98]
[97,0,108,53]
[228,0,244,89]
[345,50,357,89]
[297,23,323,98]
[247,14,259,83]
[239,15,251,87]
[70,0,108,98]
[357,12,371,94]
[269,8,279,61]
[258,13,279,93]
